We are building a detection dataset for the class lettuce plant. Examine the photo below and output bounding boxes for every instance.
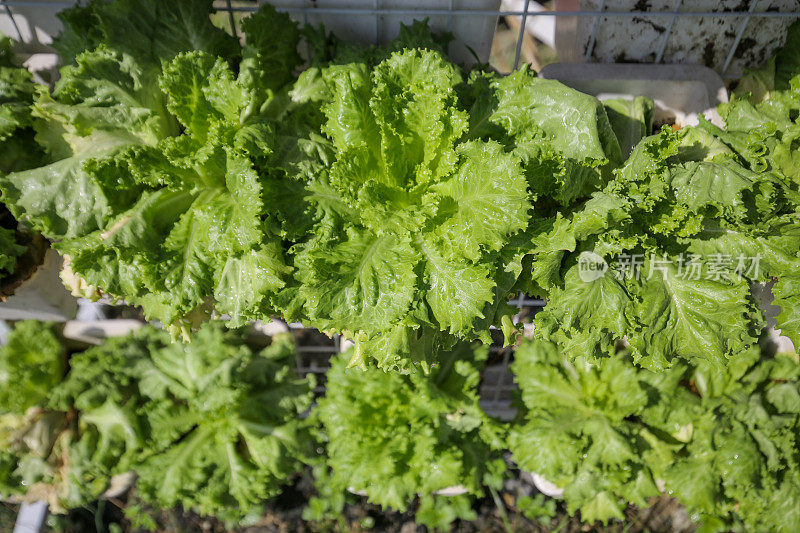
[0,321,314,519]
[665,348,800,532]
[280,47,531,371]
[0,322,75,509]
[48,331,158,510]
[507,338,689,523]
[0,1,302,333]
[497,25,800,531]
[133,326,315,522]
[509,336,800,531]
[0,322,160,511]
[281,50,631,372]
[519,22,800,373]
[308,341,506,529]
[526,123,799,371]
[713,21,800,349]
[0,33,45,281]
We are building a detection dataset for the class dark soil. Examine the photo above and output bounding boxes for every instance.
[0,203,48,301]
[5,468,695,533]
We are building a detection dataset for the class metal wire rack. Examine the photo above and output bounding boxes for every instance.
[2,0,799,75]
[290,294,545,421]
[208,1,800,75]
[292,336,527,421]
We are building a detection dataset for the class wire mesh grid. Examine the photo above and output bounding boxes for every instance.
[212,1,800,75]
[289,295,544,421]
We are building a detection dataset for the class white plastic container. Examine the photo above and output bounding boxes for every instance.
[347,485,469,497]
[0,0,65,54]
[262,0,501,64]
[0,249,77,321]
[540,62,728,128]
[61,319,144,345]
[553,0,798,76]
[522,471,564,499]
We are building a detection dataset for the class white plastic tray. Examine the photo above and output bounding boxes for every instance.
[552,0,798,77]
[0,250,77,321]
[265,0,501,65]
[61,319,144,344]
[539,62,728,127]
